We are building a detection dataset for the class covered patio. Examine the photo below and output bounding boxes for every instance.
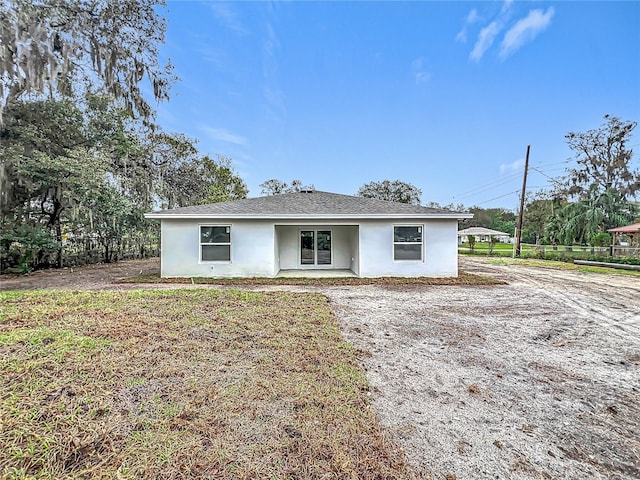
[274,224,360,275]
[608,223,640,258]
[276,269,357,278]
[608,223,640,246]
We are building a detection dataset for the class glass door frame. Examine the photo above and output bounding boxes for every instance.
[299,229,333,267]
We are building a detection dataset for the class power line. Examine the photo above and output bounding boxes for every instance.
[451,153,591,206]
[474,189,521,206]
[531,166,567,173]
[532,159,571,167]
[530,167,562,182]
[452,170,522,200]
[455,176,522,200]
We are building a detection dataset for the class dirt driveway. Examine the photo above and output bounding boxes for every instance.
[1,257,639,479]
[329,257,640,479]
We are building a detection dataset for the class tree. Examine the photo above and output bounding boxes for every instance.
[0,99,106,266]
[563,115,639,200]
[200,155,248,204]
[547,186,638,245]
[488,235,498,254]
[542,115,639,246]
[163,153,247,207]
[467,235,476,253]
[459,206,516,235]
[0,0,175,122]
[0,98,249,272]
[522,191,566,244]
[259,179,313,196]
[356,180,422,205]
[424,201,466,212]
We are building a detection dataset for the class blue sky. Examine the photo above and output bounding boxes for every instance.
[156,1,640,209]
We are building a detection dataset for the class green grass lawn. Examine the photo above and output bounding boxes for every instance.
[485,257,640,277]
[0,289,421,479]
[459,242,514,251]
[458,242,516,256]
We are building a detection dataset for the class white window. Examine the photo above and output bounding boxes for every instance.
[393,225,423,261]
[200,225,231,262]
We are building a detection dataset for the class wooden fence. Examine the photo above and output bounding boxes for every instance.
[459,243,640,259]
[524,244,640,258]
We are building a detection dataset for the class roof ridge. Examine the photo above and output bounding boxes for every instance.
[145,190,471,218]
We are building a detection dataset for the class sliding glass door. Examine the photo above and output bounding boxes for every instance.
[300,231,315,265]
[300,230,332,266]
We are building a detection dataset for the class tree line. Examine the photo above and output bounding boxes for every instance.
[0,1,246,272]
[1,2,637,273]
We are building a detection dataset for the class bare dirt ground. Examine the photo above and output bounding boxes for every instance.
[329,257,640,480]
[0,258,160,290]
[2,257,639,479]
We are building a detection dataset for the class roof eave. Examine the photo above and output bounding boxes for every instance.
[144,213,474,220]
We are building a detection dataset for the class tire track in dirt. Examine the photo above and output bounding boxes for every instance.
[330,260,640,479]
[463,258,640,342]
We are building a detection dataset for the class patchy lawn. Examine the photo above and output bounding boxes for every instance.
[115,272,502,287]
[485,257,640,277]
[0,289,421,479]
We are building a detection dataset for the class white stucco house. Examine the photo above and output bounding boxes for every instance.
[457,227,512,244]
[145,190,472,278]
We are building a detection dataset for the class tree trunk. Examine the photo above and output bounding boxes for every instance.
[46,194,64,268]
[56,220,63,268]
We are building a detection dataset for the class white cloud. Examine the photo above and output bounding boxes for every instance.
[455,8,479,43]
[467,9,480,23]
[262,21,286,121]
[470,21,502,61]
[500,7,555,59]
[411,57,432,85]
[201,127,248,146]
[415,72,432,84]
[501,0,514,15]
[263,22,279,60]
[210,2,248,35]
[499,158,525,174]
[196,43,226,70]
[263,85,286,114]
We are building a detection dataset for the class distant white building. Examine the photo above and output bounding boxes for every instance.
[458,227,511,244]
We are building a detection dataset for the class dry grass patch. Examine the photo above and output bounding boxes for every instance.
[115,272,501,286]
[0,289,422,479]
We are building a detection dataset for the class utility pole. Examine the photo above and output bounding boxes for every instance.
[515,145,531,257]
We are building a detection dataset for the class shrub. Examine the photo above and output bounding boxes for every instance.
[590,232,611,247]
[468,236,476,253]
[1,223,59,273]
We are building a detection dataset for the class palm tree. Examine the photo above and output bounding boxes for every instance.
[550,186,638,245]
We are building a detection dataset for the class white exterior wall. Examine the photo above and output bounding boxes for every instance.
[349,226,360,275]
[358,219,459,277]
[161,219,275,277]
[159,218,459,278]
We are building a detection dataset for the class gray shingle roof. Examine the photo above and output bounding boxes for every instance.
[146,191,470,218]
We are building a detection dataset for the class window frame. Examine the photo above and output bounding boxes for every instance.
[199,224,232,263]
[392,224,424,262]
